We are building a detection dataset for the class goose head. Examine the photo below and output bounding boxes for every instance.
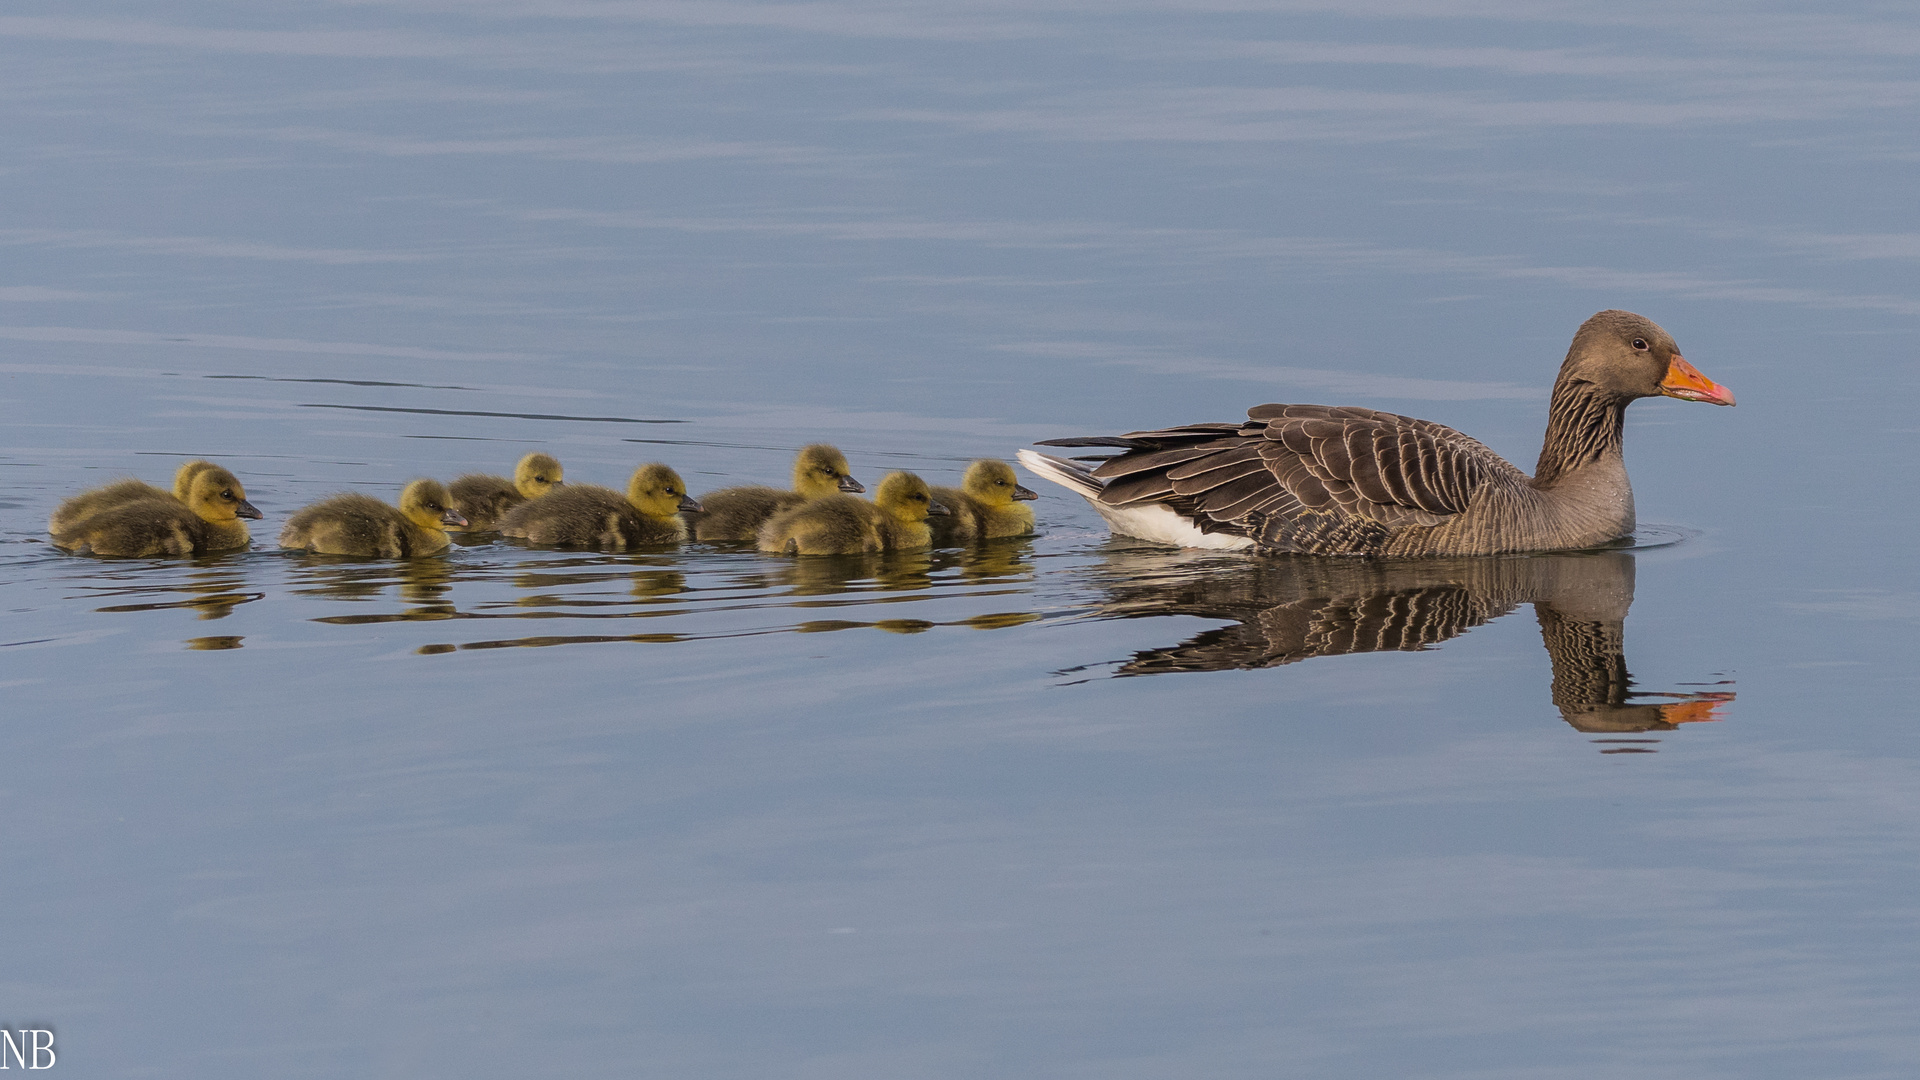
[172,459,219,501]
[627,463,701,520]
[875,471,949,524]
[400,479,466,531]
[794,444,863,497]
[182,466,263,523]
[1563,310,1734,407]
[513,452,565,499]
[962,459,1038,508]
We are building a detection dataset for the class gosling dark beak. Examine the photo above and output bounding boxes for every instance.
[550,480,565,488]
[236,499,264,520]
[838,475,865,493]
[927,501,952,516]
[1012,485,1038,501]
[441,509,468,527]
[678,495,704,513]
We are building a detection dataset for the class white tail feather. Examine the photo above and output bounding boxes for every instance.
[1016,449,1255,551]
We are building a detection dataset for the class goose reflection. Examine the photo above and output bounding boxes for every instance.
[1076,547,1731,739]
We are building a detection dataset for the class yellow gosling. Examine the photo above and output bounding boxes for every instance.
[52,466,261,557]
[448,452,565,531]
[929,459,1038,546]
[48,459,220,533]
[278,479,467,557]
[689,444,864,542]
[756,470,948,555]
[499,463,698,549]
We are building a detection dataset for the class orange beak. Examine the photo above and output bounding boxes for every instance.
[1659,355,1736,406]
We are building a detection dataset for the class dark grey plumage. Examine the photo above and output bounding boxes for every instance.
[1029,311,1735,557]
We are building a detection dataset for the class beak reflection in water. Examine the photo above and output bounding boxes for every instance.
[1063,546,1733,750]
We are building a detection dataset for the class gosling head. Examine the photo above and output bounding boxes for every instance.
[181,466,263,523]
[400,479,466,532]
[627,463,702,520]
[172,459,219,500]
[962,459,1038,507]
[794,444,863,497]
[513,452,565,499]
[875,471,948,523]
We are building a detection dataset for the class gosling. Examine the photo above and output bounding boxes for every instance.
[929,459,1038,546]
[448,452,565,531]
[278,479,468,557]
[499,463,700,549]
[689,444,864,542]
[756,470,948,555]
[51,466,261,557]
[49,459,219,533]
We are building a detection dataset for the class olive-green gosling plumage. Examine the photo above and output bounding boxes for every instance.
[278,479,467,557]
[448,452,565,531]
[689,444,864,542]
[48,459,220,534]
[929,459,1038,546]
[52,465,261,557]
[757,470,948,555]
[499,463,699,549]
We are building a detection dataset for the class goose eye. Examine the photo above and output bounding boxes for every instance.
[1631,338,1649,351]
[222,490,235,500]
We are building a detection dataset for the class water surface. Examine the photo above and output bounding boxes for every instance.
[4,2,1920,1077]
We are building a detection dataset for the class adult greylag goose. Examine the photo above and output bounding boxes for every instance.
[688,444,865,542]
[1019,310,1733,557]
[499,463,699,549]
[52,465,262,557]
[279,479,467,557]
[448,452,564,531]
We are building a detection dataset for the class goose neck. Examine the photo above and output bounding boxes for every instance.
[1534,377,1628,488]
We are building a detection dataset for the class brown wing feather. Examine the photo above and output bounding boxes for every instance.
[1058,403,1515,550]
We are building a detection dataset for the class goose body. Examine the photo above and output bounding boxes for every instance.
[757,471,947,555]
[499,463,698,549]
[1024,311,1734,557]
[689,445,864,542]
[279,479,467,557]
[929,459,1038,546]
[49,459,219,534]
[52,465,261,557]
[448,452,565,531]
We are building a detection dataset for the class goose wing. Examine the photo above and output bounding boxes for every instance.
[1040,405,1518,545]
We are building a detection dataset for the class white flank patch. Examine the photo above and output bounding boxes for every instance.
[1017,449,1256,551]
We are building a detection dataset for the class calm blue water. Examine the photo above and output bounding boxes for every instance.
[4,2,1920,1076]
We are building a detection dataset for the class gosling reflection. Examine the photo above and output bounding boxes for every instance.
[85,563,263,620]
[290,555,458,623]
[1079,548,1732,739]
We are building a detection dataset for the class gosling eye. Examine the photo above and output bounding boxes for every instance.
[221,489,236,501]
[1631,337,1649,351]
